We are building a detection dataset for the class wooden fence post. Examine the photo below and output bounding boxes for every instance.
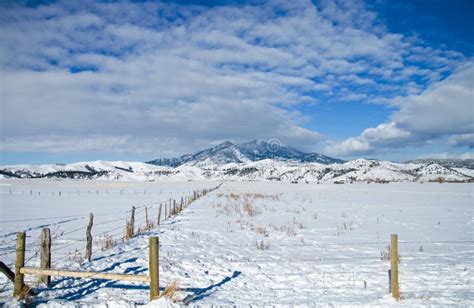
[126,206,136,239]
[86,213,94,262]
[145,206,149,230]
[157,204,162,226]
[149,237,159,301]
[40,228,51,286]
[391,234,400,300]
[13,232,26,298]
[131,206,136,235]
[165,204,168,220]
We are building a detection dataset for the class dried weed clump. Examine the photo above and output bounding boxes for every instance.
[255,226,269,237]
[100,234,117,251]
[161,280,181,302]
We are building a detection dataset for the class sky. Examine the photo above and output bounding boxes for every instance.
[0,0,473,164]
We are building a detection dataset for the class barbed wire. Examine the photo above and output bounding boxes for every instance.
[159,241,474,248]
[399,240,474,244]
[0,214,86,224]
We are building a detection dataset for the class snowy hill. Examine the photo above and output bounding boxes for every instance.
[1,159,472,183]
[147,140,344,167]
[406,158,474,169]
[0,161,175,181]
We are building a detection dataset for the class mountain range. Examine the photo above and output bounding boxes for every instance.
[0,140,472,183]
[147,140,344,167]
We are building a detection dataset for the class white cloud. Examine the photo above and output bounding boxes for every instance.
[448,133,474,149]
[325,137,371,156]
[0,0,467,157]
[324,62,474,157]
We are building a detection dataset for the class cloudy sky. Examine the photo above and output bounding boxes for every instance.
[0,0,473,164]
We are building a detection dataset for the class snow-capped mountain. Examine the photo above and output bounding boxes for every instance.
[147,140,344,167]
[1,159,472,183]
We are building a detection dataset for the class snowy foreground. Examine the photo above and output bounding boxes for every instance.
[0,180,473,306]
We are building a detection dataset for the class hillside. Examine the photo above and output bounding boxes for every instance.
[1,159,472,183]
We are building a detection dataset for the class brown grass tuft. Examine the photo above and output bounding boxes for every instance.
[161,280,181,302]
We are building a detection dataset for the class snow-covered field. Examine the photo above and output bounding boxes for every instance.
[1,180,473,306]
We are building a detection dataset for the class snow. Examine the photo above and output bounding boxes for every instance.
[1,179,473,306]
[1,159,472,183]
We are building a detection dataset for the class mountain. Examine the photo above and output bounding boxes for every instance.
[1,158,472,183]
[406,159,474,169]
[147,140,344,167]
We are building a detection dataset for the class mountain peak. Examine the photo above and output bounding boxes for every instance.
[147,140,344,167]
[210,141,234,150]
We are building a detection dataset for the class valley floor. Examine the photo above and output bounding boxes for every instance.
[0,180,473,306]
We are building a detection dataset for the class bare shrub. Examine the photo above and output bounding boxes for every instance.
[100,234,117,251]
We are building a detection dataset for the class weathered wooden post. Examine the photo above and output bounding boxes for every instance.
[86,213,94,262]
[157,204,162,226]
[391,234,400,300]
[131,206,135,233]
[129,206,136,238]
[40,228,51,286]
[125,206,136,240]
[165,204,168,220]
[149,237,159,301]
[13,232,26,298]
[145,206,149,230]
[173,199,176,215]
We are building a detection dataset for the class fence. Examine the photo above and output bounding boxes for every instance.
[1,184,222,302]
[0,185,222,265]
[8,232,404,302]
[13,233,159,301]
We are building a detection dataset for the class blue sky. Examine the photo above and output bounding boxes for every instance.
[0,0,473,164]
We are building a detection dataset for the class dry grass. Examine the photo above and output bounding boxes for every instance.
[244,201,256,217]
[255,226,269,237]
[145,220,155,231]
[229,192,240,200]
[100,234,117,251]
[124,221,133,240]
[226,192,280,201]
[160,280,181,302]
